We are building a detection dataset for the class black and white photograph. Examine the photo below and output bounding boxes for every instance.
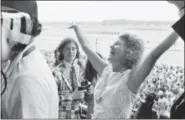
[1,0,184,119]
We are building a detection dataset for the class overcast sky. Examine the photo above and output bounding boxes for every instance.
[37,1,179,22]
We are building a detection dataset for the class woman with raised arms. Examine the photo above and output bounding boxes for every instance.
[69,25,178,119]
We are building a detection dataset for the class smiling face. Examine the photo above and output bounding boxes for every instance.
[62,42,77,64]
[108,33,144,70]
[108,38,125,64]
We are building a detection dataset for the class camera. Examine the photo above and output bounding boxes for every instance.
[78,80,91,91]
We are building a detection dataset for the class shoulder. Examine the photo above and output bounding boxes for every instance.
[52,61,66,72]
[15,75,44,86]
[52,64,65,82]
[74,59,85,68]
[13,75,46,95]
[73,59,86,73]
[13,75,58,98]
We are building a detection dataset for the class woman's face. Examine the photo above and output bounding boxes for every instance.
[108,39,125,64]
[62,42,77,63]
[1,28,12,63]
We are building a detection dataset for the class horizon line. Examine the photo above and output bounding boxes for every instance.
[40,19,175,23]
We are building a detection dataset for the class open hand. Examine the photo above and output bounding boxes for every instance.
[68,22,78,29]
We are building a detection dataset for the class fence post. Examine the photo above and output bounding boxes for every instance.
[96,37,98,52]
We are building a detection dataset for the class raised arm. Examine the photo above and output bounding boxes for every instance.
[69,25,108,75]
[127,31,179,94]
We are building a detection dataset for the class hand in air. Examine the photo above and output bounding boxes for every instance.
[68,22,78,29]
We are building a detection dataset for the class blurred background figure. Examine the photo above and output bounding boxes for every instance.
[1,0,59,119]
[83,53,104,119]
[134,93,159,119]
[170,92,185,119]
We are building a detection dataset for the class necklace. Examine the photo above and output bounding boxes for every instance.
[94,75,109,103]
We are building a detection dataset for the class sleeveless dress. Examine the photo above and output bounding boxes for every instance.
[93,65,136,119]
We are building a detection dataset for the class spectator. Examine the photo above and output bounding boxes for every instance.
[83,53,103,119]
[131,64,184,118]
[170,92,185,119]
[134,93,159,119]
[52,38,86,119]
[42,49,184,118]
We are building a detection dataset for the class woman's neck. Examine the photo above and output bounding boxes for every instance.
[63,59,73,66]
[112,62,127,72]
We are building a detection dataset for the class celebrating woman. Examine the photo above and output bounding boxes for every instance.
[69,25,179,118]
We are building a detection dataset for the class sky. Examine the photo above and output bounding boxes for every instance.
[37,1,179,22]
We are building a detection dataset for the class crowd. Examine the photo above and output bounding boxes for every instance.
[1,0,184,119]
[42,50,184,118]
[131,64,184,118]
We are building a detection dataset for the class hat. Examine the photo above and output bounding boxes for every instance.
[1,0,38,18]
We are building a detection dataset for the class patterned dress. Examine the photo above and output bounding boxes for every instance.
[52,60,84,119]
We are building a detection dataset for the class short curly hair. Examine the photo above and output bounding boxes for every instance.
[54,37,80,66]
[119,33,144,69]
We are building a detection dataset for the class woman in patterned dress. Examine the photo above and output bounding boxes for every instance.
[52,38,86,119]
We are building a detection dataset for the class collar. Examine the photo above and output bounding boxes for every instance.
[61,59,79,68]
[62,60,72,68]
[5,42,36,78]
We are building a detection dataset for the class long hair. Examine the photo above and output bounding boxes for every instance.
[54,38,80,66]
[84,53,103,83]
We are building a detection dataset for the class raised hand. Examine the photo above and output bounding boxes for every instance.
[68,22,78,29]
